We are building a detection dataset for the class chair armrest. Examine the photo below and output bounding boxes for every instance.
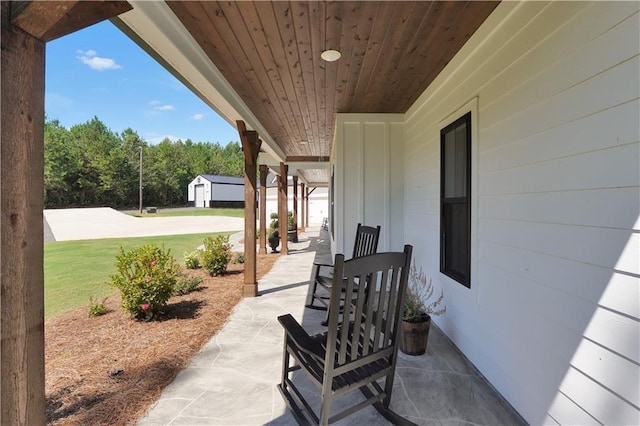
[278,314,325,362]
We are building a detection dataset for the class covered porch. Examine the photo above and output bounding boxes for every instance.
[139,226,525,425]
[3,1,638,424]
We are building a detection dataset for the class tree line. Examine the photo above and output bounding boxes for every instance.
[44,116,243,209]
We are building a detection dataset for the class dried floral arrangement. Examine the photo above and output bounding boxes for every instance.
[403,263,447,323]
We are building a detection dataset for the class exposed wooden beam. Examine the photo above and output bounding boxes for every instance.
[237,120,261,297]
[292,175,299,236]
[1,2,46,422]
[300,182,306,231]
[11,1,131,42]
[259,164,268,255]
[305,186,310,229]
[278,163,288,255]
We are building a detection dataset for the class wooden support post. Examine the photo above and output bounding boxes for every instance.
[306,186,310,228]
[259,164,268,255]
[292,176,298,234]
[278,163,288,255]
[237,121,261,297]
[300,182,306,231]
[1,5,46,423]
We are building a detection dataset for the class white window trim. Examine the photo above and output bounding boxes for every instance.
[437,96,479,301]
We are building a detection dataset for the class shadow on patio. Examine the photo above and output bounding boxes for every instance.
[139,227,525,425]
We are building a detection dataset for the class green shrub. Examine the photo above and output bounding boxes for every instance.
[184,250,201,269]
[287,211,295,231]
[88,297,108,317]
[269,213,279,238]
[201,235,232,276]
[174,275,203,295]
[234,253,245,264]
[109,244,180,320]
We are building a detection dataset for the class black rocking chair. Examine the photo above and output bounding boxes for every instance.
[278,245,414,425]
[305,223,380,313]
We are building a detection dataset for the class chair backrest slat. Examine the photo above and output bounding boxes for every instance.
[326,246,412,371]
[351,224,381,259]
[383,267,401,344]
[350,274,368,361]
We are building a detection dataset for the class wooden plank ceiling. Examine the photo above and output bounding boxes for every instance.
[167,1,499,183]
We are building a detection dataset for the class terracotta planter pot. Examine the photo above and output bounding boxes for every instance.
[399,316,431,355]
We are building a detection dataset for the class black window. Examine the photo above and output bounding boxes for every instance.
[440,112,471,287]
[330,169,335,238]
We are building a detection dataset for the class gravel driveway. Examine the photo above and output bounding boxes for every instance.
[44,207,244,242]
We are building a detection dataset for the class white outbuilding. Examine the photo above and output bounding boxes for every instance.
[187,174,245,208]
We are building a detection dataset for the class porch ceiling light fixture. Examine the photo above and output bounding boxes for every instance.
[321,49,341,62]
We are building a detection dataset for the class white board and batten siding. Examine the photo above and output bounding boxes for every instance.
[400,2,639,425]
[332,114,405,256]
[264,185,328,226]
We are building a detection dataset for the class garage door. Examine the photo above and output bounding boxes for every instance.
[195,184,205,207]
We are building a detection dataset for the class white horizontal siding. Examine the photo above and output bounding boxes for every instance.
[480,99,639,175]
[403,1,640,425]
[558,366,639,425]
[480,187,639,230]
[547,392,600,425]
[571,338,639,406]
[480,241,639,319]
[480,218,639,273]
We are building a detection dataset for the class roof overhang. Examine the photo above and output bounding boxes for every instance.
[112,1,286,163]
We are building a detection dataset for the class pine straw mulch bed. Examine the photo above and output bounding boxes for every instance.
[45,253,279,426]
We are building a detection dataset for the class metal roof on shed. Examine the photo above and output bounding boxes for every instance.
[199,175,244,185]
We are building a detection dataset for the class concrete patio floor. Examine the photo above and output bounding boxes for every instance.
[138,227,526,425]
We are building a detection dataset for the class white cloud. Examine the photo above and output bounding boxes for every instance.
[191,113,205,121]
[145,132,182,145]
[76,50,122,71]
[153,104,176,111]
[148,101,175,112]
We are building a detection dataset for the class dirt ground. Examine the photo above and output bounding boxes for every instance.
[45,253,279,425]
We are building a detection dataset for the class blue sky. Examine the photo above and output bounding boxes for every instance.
[45,20,238,146]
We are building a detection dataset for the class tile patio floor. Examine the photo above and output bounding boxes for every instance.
[138,227,526,425]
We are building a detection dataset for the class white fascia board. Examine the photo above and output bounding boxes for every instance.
[257,153,328,170]
[114,1,285,162]
[286,161,330,170]
[258,154,328,187]
[258,152,280,168]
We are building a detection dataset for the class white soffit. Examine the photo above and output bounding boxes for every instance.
[114,1,286,162]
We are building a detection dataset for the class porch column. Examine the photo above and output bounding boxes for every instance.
[300,182,306,231]
[278,162,288,255]
[237,120,261,297]
[292,175,298,234]
[259,164,268,255]
[1,6,46,424]
[306,186,310,227]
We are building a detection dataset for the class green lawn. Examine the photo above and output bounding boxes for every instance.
[129,208,244,218]
[44,232,231,320]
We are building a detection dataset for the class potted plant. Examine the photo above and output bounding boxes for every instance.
[287,211,298,243]
[400,263,446,355]
[268,213,280,253]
